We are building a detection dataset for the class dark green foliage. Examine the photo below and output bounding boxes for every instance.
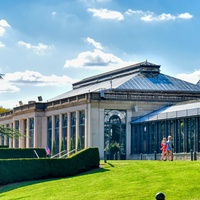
[110,141,120,154]
[0,148,46,159]
[52,140,56,156]
[60,138,65,152]
[0,145,9,148]
[77,136,81,150]
[0,126,25,139]
[70,138,73,151]
[0,147,100,185]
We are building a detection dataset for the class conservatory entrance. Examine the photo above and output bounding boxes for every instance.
[104,110,126,160]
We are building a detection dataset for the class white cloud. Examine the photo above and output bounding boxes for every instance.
[178,12,193,19]
[86,37,103,50]
[88,8,124,20]
[17,41,53,55]
[64,49,131,70]
[125,9,193,22]
[0,19,11,37]
[141,13,176,22]
[64,37,134,69]
[52,11,57,16]
[0,71,78,108]
[125,9,144,15]
[0,81,20,93]
[4,70,77,87]
[0,42,5,48]
[176,70,200,84]
[0,27,6,37]
[0,19,10,27]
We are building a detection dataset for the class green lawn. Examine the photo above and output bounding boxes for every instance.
[0,160,200,200]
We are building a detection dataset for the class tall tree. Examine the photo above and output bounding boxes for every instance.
[0,75,17,139]
[0,107,11,113]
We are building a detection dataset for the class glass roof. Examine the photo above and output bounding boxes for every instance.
[49,61,200,101]
[132,101,200,123]
[118,73,200,91]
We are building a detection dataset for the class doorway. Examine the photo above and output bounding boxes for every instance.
[104,110,126,160]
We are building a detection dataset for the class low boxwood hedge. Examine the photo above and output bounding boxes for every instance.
[0,147,100,185]
[0,148,46,159]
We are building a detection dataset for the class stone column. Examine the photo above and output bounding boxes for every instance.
[84,108,88,148]
[126,110,132,160]
[26,118,30,148]
[86,104,91,147]
[99,108,105,158]
[52,115,55,151]
[41,116,47,147]
[59,113,63,153]
[34,117,37,148]
[34,116,43,148]
[13,121,16,148]
[9,123,13,148]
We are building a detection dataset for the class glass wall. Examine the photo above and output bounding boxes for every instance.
[79,110,85,150]
[15,120,19,148]
[187,118,196,152]
[70,112,76,150]
[149,122,157,153]
[62,113,68,151]
[131,125,138,154]
[54,115,60,154]
[47,116,52,150]
[131,116,200,154]
[177,119,184,152]
[29,118,34,147]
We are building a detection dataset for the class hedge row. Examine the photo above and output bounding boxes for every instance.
[0,147,100,185]
[0,148,46,159]
[0,145,9,148]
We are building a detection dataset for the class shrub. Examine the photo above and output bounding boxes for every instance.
[0,147,100,185]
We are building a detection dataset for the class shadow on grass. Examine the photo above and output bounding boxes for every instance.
[107,162,115,167]
[0,166,110,194]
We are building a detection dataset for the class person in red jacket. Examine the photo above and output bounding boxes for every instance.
[160,138,168,161]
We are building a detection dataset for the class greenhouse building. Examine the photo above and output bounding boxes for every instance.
[1,61,200,160]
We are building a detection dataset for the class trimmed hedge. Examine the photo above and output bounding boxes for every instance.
[0,147,100,185]
[0,148,46,159]
[0,145,9,148]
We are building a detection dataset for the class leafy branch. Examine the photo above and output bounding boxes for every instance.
[0,126,26,139]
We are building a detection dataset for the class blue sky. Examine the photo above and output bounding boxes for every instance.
[0,0,200,108]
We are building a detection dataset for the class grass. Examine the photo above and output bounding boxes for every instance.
[0,160,200,199]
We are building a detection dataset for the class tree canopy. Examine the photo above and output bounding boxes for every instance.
[0,107,11,114]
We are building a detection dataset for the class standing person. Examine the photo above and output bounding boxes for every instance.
[160,137,168,161]
[45,146,51,158]
[167,136,173,161]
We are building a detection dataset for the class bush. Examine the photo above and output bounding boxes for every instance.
[0,147,100,185]
[0,148,46,159]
